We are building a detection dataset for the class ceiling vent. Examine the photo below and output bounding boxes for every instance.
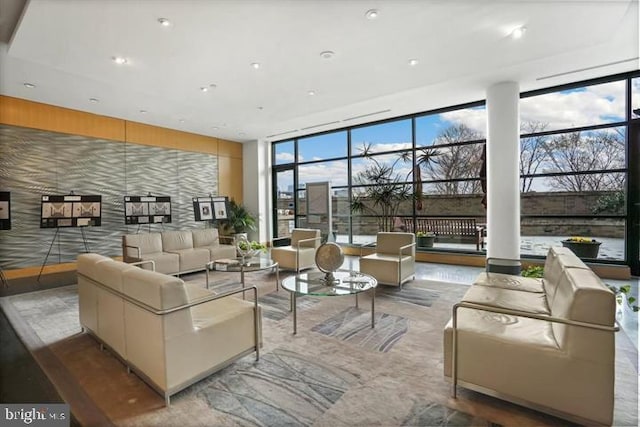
[300,121,341,131]
[537,57,638,81]
[343,109,391,122]
[266,129,299,138]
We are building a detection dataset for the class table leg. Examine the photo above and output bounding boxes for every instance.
[241,267,246,300]
[371,287,376,328]
[355,292,359,308]
[276,265,280,292]
[205,268,210,289]
[293,292,297,335]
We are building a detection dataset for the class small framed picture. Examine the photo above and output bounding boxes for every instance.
[199,202,213,220]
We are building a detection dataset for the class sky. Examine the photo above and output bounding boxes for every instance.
[275,78,637,192]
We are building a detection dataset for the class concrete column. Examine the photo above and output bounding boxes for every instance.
[486,81,521,273]
[242,139,270,243]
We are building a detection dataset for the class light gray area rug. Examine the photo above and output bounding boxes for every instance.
[1,273,637,427]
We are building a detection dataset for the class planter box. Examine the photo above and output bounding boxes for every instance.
[561,240,601,259]
[417,235,435,249]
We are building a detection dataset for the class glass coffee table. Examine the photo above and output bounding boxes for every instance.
[206,257,279,297]
[281,270,377,335]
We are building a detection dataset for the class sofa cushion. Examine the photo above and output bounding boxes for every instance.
[543,246,589,304]
[77,253,114,281]
[192,229,220,248]
[167,248,210,272]
[122,267,189,311]
[98,260,137,292]
[162,230,194,252]
[123,233,163,257]
[473,272,544,293]
[462,285,550,314]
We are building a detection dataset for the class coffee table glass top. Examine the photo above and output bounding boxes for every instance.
[281,270,376,296]
[208,257,277,272]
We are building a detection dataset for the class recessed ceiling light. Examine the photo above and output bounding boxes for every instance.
[139,109,147,114]
[365,9,379,20]
[157,18,171,27]
[179,119,185,123]
[89,98,100,103]
[212,126,219,130]
[209,84,217,89]
[200,87,209,92]
[308,90,316,96]
[251,62,261,69]
[320,50,335,59]
[23,82,35,88]
[112,56,128,65]
[257,106,264,110]
[408,59,419,66]
[511,26,526,39]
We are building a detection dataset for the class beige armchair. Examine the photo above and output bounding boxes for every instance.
[270,228,321,272]
[359,232,415,288]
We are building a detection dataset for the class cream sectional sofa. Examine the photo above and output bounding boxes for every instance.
[77,253,262,405]
[444,246,617,426]
[122,229,236,275]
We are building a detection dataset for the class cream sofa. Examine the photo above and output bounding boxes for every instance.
[122,229,236,275]
[270,228,321,272]
[443,247,617,426]
[77,253,262,405]
[359,232,416,287]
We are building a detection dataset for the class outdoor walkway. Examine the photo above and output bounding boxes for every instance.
[338,234,626,261]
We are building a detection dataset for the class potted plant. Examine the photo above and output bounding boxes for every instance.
[561,236,602,259]
[606,284,639,312]
[219,200,257,238]
[416,231,435,248]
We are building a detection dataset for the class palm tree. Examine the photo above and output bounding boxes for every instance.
[351,143,434,231]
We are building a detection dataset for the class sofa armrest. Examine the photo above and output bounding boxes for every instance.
[296,236,321,249]
[129,259,156,271]
[124,244,142,259]
[399,242,416,258]
[450,300,619,398]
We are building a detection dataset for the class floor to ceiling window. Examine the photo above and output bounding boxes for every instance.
[519,78,628,262]
[271,71,639,269]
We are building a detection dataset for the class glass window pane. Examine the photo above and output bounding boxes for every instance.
[274,140,294,165]
[420,143,484,182]
[416,106,486,148]
[633,77,640,119]
[351,119,412,155]
[274,169,293,199]
[298,131,347,162]
[524,128,625,176]
[521,80,626,132]
[417,182,486,214]
[520,219,624,260]
[298,160,348,189]
[520,173,625,199]
[274,169,294,238]
[351,151,413,184]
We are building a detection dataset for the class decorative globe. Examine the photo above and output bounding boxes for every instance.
[315,242,344,285]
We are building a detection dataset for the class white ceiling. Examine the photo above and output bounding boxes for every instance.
[0,0,637,143]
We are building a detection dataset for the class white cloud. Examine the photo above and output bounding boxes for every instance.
[353,142,412,154]
[275,152,295,162]
[299,160,349,187]
[439,108,487,136]
[521,81,625,130]
[438,81,626,134]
